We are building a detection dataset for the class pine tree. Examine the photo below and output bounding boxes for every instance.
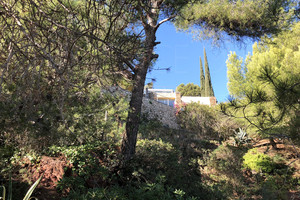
[204,48,215,97]
[199,57,205,96]
[223,22,300,145]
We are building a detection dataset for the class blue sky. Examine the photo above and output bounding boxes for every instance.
[147,22,254,103]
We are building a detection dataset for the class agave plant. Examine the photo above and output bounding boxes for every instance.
[0,173,43,200]
[233,128,252,146]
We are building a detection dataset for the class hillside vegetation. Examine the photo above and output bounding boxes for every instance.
[0,101,299,199]
[1,1,299,199]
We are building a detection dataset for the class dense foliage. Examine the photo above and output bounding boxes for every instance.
[176,83,202,96]
[223,22,300,139]
[177,103,241,141]
[175,0,298,43]
[0,0,133,150]
[243,148,276,173]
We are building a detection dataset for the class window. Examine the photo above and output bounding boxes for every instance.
[158,99,174,107]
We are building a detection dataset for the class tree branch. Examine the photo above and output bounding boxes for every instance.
[156,14,176,30]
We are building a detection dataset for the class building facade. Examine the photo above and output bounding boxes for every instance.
[145,88,217,107]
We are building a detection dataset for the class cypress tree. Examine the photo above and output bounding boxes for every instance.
[204,48,215,97]
[199,56,205,96]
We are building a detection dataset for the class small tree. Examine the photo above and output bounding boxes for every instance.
[176,83,201,96]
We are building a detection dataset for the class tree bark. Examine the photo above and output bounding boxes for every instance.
[121,67,148,161]
[121,13,158,161]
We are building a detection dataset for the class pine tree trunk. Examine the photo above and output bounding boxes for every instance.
[121,65,148,161]
[121,22,158,161]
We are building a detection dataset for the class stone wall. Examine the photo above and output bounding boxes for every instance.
[142,97,179,129]
[104,87,179,129]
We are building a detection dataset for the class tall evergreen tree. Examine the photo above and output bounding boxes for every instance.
[199,57,205,96]
[204,48,215,97]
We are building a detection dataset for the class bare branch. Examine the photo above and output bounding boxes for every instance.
[156,14,176,30]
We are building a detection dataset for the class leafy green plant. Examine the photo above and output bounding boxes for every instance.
[63,178,198,200]
[243,148,275,173]
[0,146,14,179]
[0,185,8,200]
[0,174,43,200]
[49,141,119,195]
[130,139,202,197]
[23,174,43,200]
[205,144,250,199]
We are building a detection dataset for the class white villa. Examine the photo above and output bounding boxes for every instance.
[144,88,217,107]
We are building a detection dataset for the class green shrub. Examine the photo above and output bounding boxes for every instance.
[0,86,128,151]
[0,145,14,175]
[132,139,181,184]
[63,180,198,200]
[259,175,289,200]
[177,103,217,137]
[209,145,247,174]
[50,139,202,199]
[49,141,119,194]
[242,148,275,173]
[129,139,202,197]
[205,145,250,199]
[177,103,240,141]
[62,186,128,200]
